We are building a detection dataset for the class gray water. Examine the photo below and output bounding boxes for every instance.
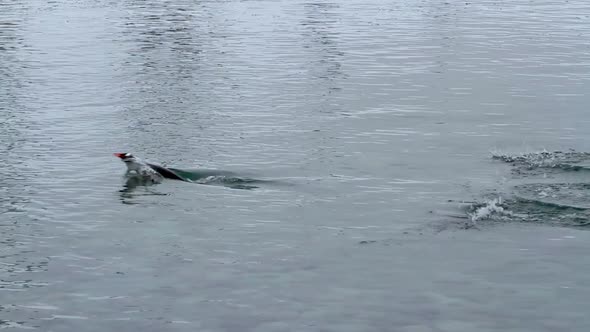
[2,0,590,331]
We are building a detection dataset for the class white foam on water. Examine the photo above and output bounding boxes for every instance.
[19,304,59,310]
[0,321,36,330]
[41,315,89,320]
[491,149,590,170]
[468,197,513,224]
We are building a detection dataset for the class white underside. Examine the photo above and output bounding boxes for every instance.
[124,158,164,184]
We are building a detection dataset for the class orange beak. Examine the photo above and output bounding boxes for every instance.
[113,153,126,159]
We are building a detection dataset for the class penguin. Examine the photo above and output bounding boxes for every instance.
[113,153,184,182]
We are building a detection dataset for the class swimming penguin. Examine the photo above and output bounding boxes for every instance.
[113,153,184,182]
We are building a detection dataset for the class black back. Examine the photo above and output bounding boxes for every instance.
[147,163,185,181]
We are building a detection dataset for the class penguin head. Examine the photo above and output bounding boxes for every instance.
[114,152,147,173]
[114,152,136,163]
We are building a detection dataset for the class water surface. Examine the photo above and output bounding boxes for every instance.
[2,0,590,331]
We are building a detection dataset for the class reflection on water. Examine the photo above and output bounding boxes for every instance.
[301,1,345,112]
[2,0,590,330]
[0,5,51,316]
[119,177,168,205]
[120,1,206,153]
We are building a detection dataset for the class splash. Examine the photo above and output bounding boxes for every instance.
[470,149,590,228]
[168,168,264,190]
[513,183,590,210]
[491,149,590,171]
[463,194,590,229]
[467,197,514,224]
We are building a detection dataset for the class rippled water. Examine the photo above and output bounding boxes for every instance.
[2,0,590,331]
